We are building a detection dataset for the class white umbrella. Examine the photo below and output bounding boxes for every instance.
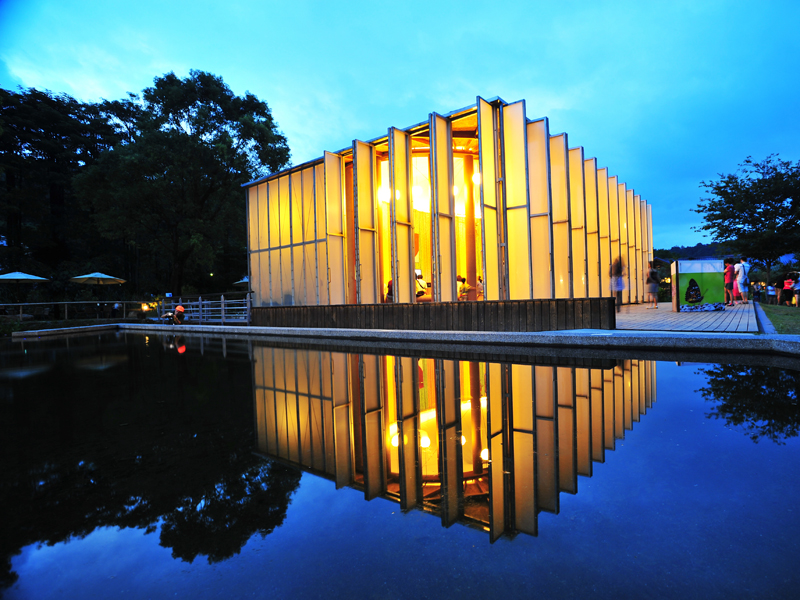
[69,272,126,285]
[0,271,48,281]
[233,276,249,287]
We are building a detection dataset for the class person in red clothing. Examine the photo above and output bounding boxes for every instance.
[723,258,735,306]
[783,276,795,306]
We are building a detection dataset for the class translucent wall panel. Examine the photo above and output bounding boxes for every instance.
[617,182,629,304]
[478,97,501,301]
[390,127,415,303]
[247,186,260,306]
[637,197,647,304]
[258,252,269,308]
[549,134,572,299]
[647,204,653,259]
[430,113,457,302]
[626,188,637,303]
[597,168,611,296]
[257,183,268,252]
[607,175,620,300]
[584,158,601,297]
[354,141,379,304]
[268,179,280,248]
[325,152,348,305]
[502,101,532,300]
[568,147,587,298]
[269,251,280,306]
[527,118,554,299]
[316,163,329,306]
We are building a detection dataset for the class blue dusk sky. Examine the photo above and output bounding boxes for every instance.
[1,0,798,249]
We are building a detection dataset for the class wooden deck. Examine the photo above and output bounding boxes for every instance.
[616,302,758,333]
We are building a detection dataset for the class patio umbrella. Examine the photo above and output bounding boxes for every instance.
[0,271,49,303]
[233,276,249,287]
[69,272,126,285]
[0,271,48,282]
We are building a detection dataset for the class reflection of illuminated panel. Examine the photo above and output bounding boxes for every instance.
[637,358,647,417]
[389,128,415,304]
[568,147,587,299]
[614,363,624,440]
[430,114,457,302]
[647,360,655,410]
[511,364,537,535]
[583,158,601,298]
[603,367,615,450]
[575,368,592,477]
[626,188,637,304]
[325,152,348,305]
[527,118,554,299]
[353,140,379,304]
[557,367,577,494]
[617,182,629,304]
[623,359,633,431]
[360,354,385,499]
[396,356,421,510]
[631,360,641,423]
[487,361,506,541]
[332,352,353,488]
[535,366,558,513]
[477,97,501,301]
[502,101,532,300]
[590,369,605,462]
[436,359,463,526]
[549,134,572,299]
[597,168,612,296]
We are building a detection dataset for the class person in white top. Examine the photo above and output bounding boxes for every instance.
[733,257,751,305]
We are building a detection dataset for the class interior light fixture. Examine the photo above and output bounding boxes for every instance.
[472,172,481,185]
[378,187,390,203]
[480,448,489,461]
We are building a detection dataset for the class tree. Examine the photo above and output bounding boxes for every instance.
[696,364,800,444]
[75,71,290,295]
[694,155,800,284]
[0,88,121,300]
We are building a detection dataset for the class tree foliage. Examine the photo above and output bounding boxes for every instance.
[696,364,800,444]
[75,70,290,295]
[0,70,290,300]
[694,156,800,282]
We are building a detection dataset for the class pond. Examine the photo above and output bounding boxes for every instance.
[1,333,799,599]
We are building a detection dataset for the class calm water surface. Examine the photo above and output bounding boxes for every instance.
[1,333,798,599]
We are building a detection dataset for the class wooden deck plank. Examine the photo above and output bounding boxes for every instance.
[616,302,757,333]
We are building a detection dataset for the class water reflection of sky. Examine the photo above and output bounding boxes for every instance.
[2,337,799,599]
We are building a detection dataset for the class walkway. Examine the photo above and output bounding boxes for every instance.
[616,302,758,333]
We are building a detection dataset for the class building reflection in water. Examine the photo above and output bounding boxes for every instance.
[252,347,656,542]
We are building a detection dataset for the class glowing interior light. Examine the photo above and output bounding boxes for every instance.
[472,172,481,185]
[480,448,489,461]
[412,185,421,198]
[453,185,459,197]
[391,434,399,447]
[420,433,431,448]
[480,396,487,408]
[461,435,466,445]
[378,187,390,203]
[395,190,401,200]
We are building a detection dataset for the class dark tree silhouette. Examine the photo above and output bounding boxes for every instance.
[696,364,800,444]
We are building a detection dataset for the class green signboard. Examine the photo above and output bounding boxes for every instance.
[677,260,725,312]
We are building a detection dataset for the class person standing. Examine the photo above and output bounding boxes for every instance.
[783,275,795,306]
[733,257,750,305]
[610,257,626,313]
[645,261,659,309]
[766,283,776,304]
[793,275,800,308]
[723,258,735,306]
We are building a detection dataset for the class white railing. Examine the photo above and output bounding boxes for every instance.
[160,295,251,325]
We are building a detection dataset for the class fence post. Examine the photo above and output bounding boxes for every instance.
[199,296,203,324]
[246,293,251,325]
[19,305,22,320]
[221,295,225,325]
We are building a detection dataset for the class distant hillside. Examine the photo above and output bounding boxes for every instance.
[654,242,729,260]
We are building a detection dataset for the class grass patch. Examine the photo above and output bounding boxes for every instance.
[759,303,800,335]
